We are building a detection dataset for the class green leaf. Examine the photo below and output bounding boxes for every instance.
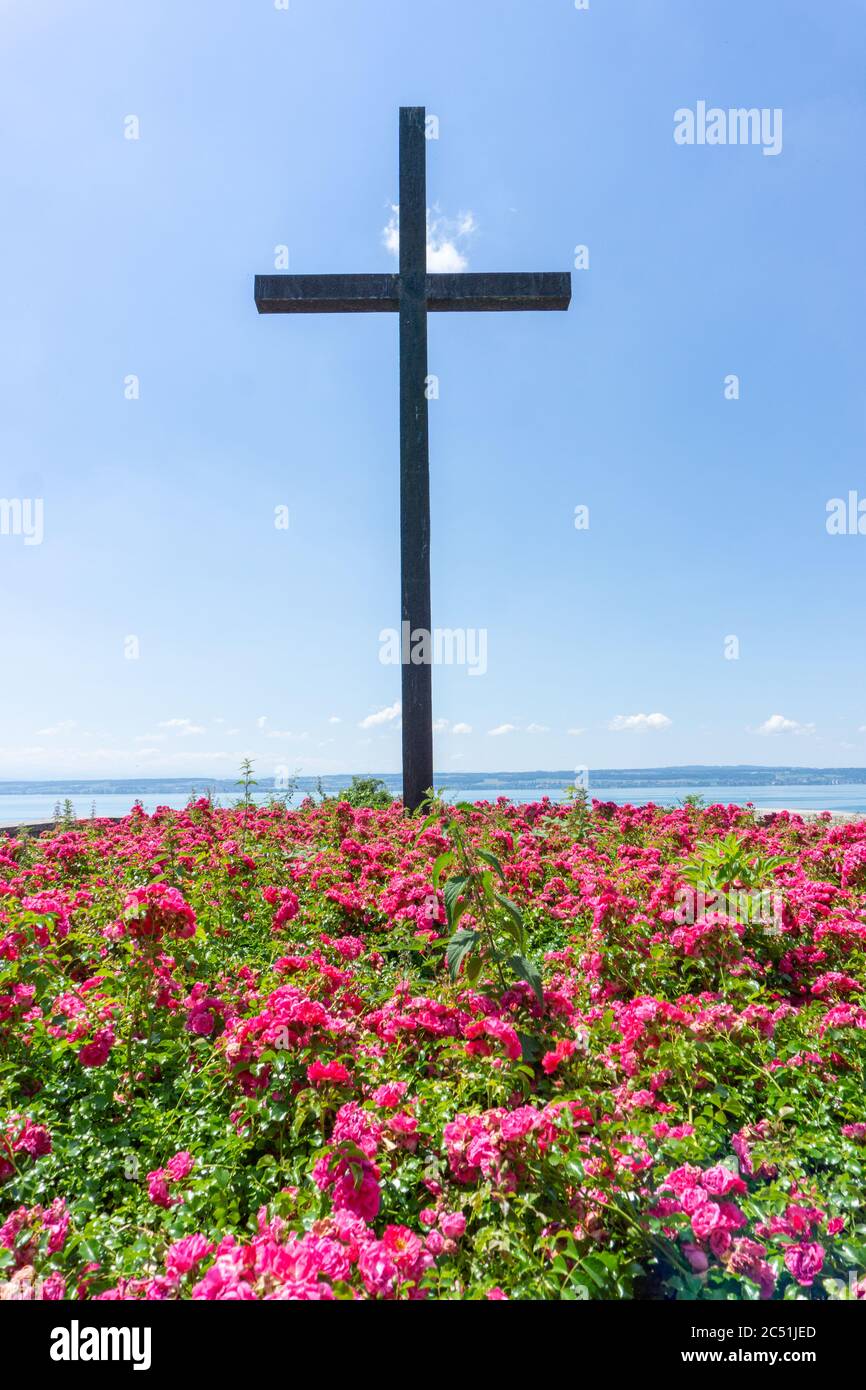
[443,874,470,928]
[445,928,480,981]
[432,851,454,888]
[477,849,505,880]
[509,954,544,1005]
[495,893,525,951]
[500,919,523,950]
[517,1030,543,1063]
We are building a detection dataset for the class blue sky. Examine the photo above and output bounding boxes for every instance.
[1,0,865,781]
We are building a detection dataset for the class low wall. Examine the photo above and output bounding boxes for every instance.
[0,817,126,835]
[0,806,862,837]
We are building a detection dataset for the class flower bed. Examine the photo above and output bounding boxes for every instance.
[1,795,864,1300]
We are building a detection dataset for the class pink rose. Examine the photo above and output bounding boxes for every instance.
[701,1164,747,1197]
[709,1229,732,1258]
[147,1171,172,1208]
[499,1107,542,1142]
[691,1201,722,1242]
[78,1030,114,1068]
[14,1120,52,1158]
[680,1186,708,1215]
[187,1010,215,1036]
[40,1273,66,1300]
[307,1060,352,1087]
[683,1243,709,1273]
[165,1150,194,1181]
[439,1212,466,1240]
[784,1242,824,1287]
[165,1233,216,1279]
[372,1081,408,1109]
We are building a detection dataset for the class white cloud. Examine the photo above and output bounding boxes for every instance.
[256,715,268,729]
[567,727,586,736]
[383,205,477,274]
[172,751,236,762]
[328,715,342,725]
[0,744,237,772]
[427,240,468,274]
[359,701,401,730]
[608,712,672,733]
[433,719,473,735]
[756,714,816,736]
[382,212,399,257]
[0,740,280,779]
[158,718,206,736]
[488,723,517,736]
[34,720,76,736]
[265,729,309,741]
[526,723,550,734]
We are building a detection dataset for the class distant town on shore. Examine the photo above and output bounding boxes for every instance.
[1,766,865,797]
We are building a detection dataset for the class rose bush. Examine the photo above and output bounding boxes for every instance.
[0,794,864,1300]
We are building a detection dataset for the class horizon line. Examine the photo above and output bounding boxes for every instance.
[1,763,865,787]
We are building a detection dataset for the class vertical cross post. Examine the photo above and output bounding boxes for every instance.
[398,107,433,813]
[254,108,571,814]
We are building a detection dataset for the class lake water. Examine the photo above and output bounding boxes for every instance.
[3,782,866,826]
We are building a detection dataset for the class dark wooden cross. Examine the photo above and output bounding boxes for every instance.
[254,107,571,812]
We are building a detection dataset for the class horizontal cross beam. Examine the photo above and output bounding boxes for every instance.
[254,271,571,314]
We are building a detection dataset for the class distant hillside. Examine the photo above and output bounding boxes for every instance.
[1,767,865,796]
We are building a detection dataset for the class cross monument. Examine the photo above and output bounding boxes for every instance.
[255,107,572,810]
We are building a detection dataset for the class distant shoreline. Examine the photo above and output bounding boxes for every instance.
[4,774,866,831]
[2,767,866,795]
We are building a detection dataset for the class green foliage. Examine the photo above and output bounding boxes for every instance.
[52,798,77,828]
[438,816,544,1005]
[235,757,258,807]
[336,776,394,809]
[2,797,864,1302]
[682,830,794,892]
